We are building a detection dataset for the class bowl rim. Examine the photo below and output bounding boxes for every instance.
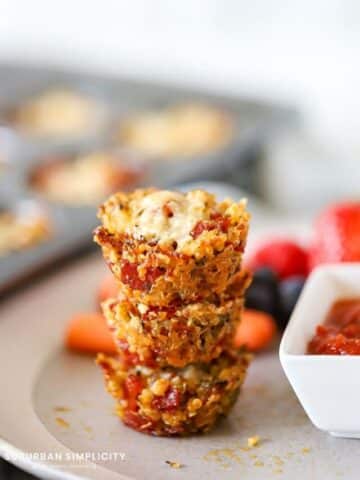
[279,262,360,359]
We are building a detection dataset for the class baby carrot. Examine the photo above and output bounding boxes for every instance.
[234,309,277,351]
[65,312,116,354]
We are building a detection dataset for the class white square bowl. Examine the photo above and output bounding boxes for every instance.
[279,263,360,438]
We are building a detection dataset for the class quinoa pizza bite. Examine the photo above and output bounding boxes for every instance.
[7,88,106,139]
[94,189,250,306]
[30,151,142,205]
[97,349,249,436]
[0,205,51,256]
[103,294,246,368]
[116,103,233,158]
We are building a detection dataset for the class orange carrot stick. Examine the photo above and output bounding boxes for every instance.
[234,309,277,351]
[65,312,116,354]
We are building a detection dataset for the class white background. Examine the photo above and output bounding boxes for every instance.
[0,0,359,149]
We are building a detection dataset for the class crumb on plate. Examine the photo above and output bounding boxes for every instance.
[55,417,70,428]
[53,406,71,412]
[165,460,183,469]
[247,435,261,448]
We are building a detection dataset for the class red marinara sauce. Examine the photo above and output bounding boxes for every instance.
[308,298,360,355]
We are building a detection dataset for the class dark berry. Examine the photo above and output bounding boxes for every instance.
[278,276,306,329]
[252,267,279,285]
[245,267,279,318]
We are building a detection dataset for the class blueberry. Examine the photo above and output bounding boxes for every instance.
[252,267,279,285]
[278,276,306,329]
[245,267,279,318]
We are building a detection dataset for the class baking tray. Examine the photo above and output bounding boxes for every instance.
[0,62,297,293]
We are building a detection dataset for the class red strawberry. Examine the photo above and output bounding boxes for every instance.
[248,239,309,279]
[310,202,360,269]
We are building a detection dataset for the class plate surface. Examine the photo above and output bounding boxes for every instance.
[1,254,360,480]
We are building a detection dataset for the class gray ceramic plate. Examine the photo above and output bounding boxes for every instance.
[1,224,360,479]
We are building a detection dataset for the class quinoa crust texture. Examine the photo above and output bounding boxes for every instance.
[97,350,250,436]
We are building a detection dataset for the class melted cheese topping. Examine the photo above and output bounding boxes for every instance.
[129,190,212,248]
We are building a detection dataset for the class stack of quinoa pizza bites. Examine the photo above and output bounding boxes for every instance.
[94,188,251,436]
